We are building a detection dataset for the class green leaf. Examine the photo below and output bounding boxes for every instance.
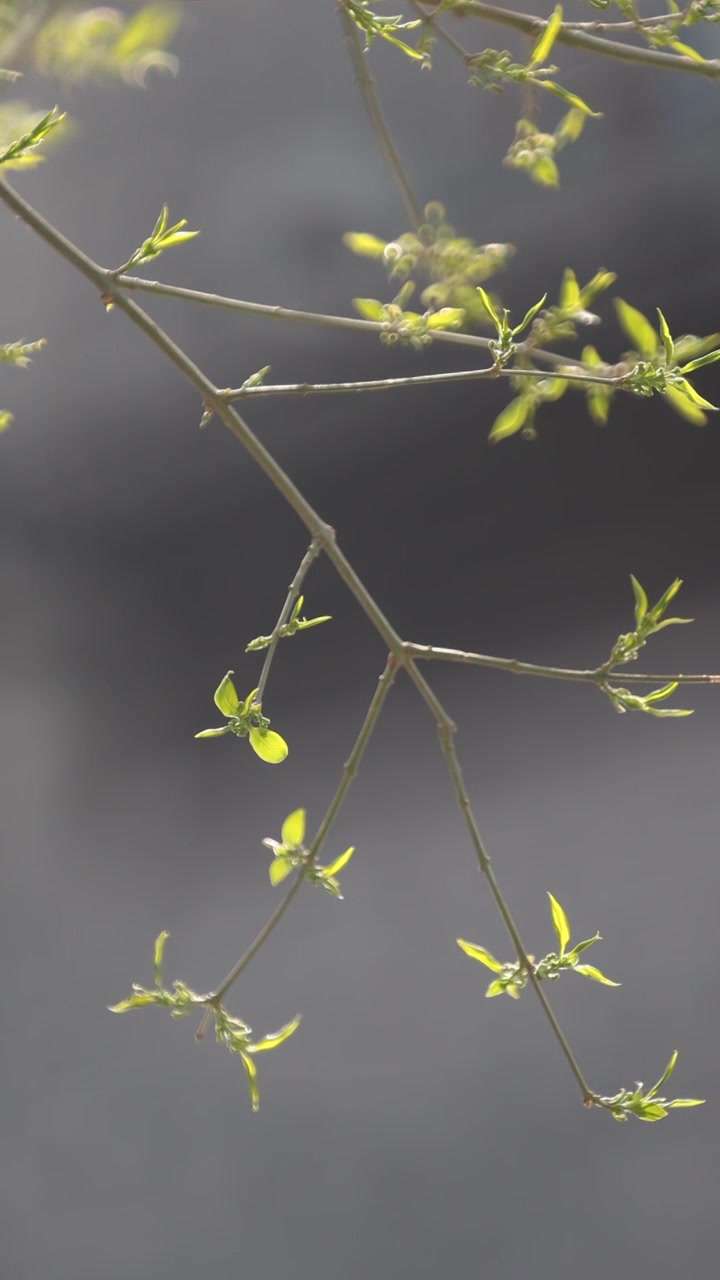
[513,294,547,337]
[648,578,682,620]
[0,410,13,432]
[647,1050,678,1097]
[153,930,169,987]
[657,308,674,365]
[539,80,601,118]
[614,299,659,357]
[679,349,720,375]
[574,963,620,986]
[426,308,466,331]
[0,106,65,167]
[488,396,531,444]
[108,993,160,1012]
[530,4,564,68]
[547,893,571,955]
[555,108,586,146]
[476,287,501,332]
[213,671,240,717]
[248,1016,301,1053]
[249,727,289,764]
[240,1051,260,1112]
[672,378,718,412]
[457,939,503,972]
[664,384,708,426]
[281,809,306,848]
[667,1098,705,1108]
[295,615,332,632]
[630,575,648,626]
[567,933,601,957]
[240,687,260,717]
[343,232,386,259]
[634,1103,668,1121]
[559,268,581,311]
[195,725,232,738]
[353,298,385,322]
[321,846,355,878]
[485,979,508,997]
[268,855,294,886]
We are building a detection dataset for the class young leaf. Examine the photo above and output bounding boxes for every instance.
[657,308,674,365]
[513,294,547,337]
[559,268,581,311]
[269,855,294,886]
[249,727,289,763]
[0,107,65,167]
[343,232,386,259]
[353,298,385,322]
[247,1016,301,1053]
[488,396,531,443]
[547,893,571,956]
[679,349,720,375]
[457,939,503,972]
[153,930,169,988]
[664,384,708,426]
[195,725,232,739]
[240,1051,260,1112]
[476,287,501,333]
[214,671,240,717]
[321,846,355,878]
[529,5,564,68]
[574,963,620,986]
[630,575,648,626]
[281,809,306,848]
[614,299,659,357]
[647,1049,678,1097]
[667,1098,705,1108]
[240,687,260,717]
[485,978,509,997]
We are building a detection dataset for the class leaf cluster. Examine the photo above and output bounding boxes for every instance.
[457,892,618,1000]
[195,672,289,763]
[602,577,694,717]
[263,809,355,897]
[245,595,331,652]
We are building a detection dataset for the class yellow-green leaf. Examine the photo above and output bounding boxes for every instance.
[664,384,708,426]
[321,846,355,878]
[574,963,620,986]
[457,939,503,972]
[547,892,571,955]
[614,299,658,357]
[268,855,294,886]
[214,671,239,717]
[153,930,169,987]
[489,396,531,444]
[240,1051,260,1111]
[281,808,306,848]
[248,1015,301,1053]
[249,727,288,764]
[342,232,386,259]
[530,4,563,68]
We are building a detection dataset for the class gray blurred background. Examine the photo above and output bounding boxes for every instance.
[2,2,720,1277]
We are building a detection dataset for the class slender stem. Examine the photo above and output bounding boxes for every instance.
[224,363,625,400]
[437,720,593,1102]
[210,871,307,1008]
[408,0,472,60]
[405,643,720,686]
[206,656,398,1017]
[309,656,398,862]
[420,1,720,78]
[114,276,599,374]
[255,539,321,706]
[339,2,424,228]
[0,175,605,1103]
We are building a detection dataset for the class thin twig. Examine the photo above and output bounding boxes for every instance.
[114,275,590,370]
[256,540,322,706]
[207,656,398,1014]
[224,363,625,400]
[408,0,472,60]
[437,719,594,1102]
[406,643,720,686]
[418,1,720,78]
[339,2,424,228]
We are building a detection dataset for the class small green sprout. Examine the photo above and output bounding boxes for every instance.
[262,808,355,897]
[0,106,65,168]
[109,932,300,1111]
[245,595,332,652]
[595,1051,704,1123]
[457,892,618,999]
[602,577,694,717]
[195,671,288,763]
[113,203,199,275]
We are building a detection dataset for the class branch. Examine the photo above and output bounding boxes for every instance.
[114,275,588,370]
[406,643,720,686]
[420,1,720,78]
[256,539,322,705]
[339,2,424,228]
[224,363,625,400]
[0,174,598,1104]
